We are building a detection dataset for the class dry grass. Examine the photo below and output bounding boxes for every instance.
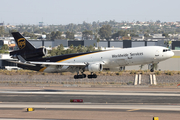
[116,72,122,76]
[1,69,180,76]
[155,71,161,75]
[130,70,137,74]
[164,70,176,76]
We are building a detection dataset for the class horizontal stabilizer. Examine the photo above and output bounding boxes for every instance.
[8,60,36,66]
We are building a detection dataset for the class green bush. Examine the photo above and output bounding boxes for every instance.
[165,71,174,76]
[116,72,122,76]
[130,70,137,74]
[155,71,161,75]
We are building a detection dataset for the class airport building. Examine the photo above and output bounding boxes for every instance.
[28,39,166,48]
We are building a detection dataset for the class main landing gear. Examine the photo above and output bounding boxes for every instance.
[74,72,86,79]
[74,72,97,79]
[88,72,97,79]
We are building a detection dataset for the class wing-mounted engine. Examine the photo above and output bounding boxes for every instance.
[10,47,47,60]
[85,63,103,72]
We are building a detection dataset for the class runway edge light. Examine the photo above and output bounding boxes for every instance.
[27,108,35,112]
[153,117,159,120]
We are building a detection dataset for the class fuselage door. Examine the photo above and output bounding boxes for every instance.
[116,59,127,66]
[154,49,163,62]
[155,50,159,57]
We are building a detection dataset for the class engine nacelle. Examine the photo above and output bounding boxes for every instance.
[85,63,103,72]
[10,48,47,60]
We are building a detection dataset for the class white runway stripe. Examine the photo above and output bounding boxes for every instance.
[0,91,180,96]
[0,119,55,120]
[0,103,180,111]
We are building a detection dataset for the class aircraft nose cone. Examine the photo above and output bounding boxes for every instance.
[170,51,174,57]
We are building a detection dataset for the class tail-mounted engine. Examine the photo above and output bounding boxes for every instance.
[10,48,47,60]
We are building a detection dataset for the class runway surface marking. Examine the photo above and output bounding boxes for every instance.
[127,109,140,112]
[0,103,180,111]
[0,118,57,120]
[0,91,180,96]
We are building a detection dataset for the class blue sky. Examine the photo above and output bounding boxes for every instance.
[0,0,180,25]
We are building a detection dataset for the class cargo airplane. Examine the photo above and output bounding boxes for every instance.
[10,32,174,79]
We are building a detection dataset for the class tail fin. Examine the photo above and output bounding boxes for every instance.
[11,32,47,61]
[11,32,35,50]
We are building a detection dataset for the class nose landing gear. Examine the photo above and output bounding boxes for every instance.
[150,68,154,72]
[149,63,158,72]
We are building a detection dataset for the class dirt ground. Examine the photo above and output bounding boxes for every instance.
[0,109,179,120]
[0,73,180,87]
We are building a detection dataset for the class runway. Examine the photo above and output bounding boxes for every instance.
[0,88,180,119]
[0,89,180,104]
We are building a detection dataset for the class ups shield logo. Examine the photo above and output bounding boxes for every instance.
[17,38,26,49]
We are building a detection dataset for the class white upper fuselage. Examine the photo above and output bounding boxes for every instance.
[43,46,174,72]
[61,46,173,66]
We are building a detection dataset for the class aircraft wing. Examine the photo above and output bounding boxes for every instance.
[29,61,86,66]
[30,61,105,66]
[9,60,105,67]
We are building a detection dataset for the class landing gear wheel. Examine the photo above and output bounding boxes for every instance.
[150,68,154,72]
[82,74,86,78]
[88,74,97,79]
[88,75,92,79]
[74,75,78,79]
[74,73,86,79]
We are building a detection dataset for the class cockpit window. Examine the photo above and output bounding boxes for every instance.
[163,49,171,52]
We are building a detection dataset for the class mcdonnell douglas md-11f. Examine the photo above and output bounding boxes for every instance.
[10,32,174,79]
